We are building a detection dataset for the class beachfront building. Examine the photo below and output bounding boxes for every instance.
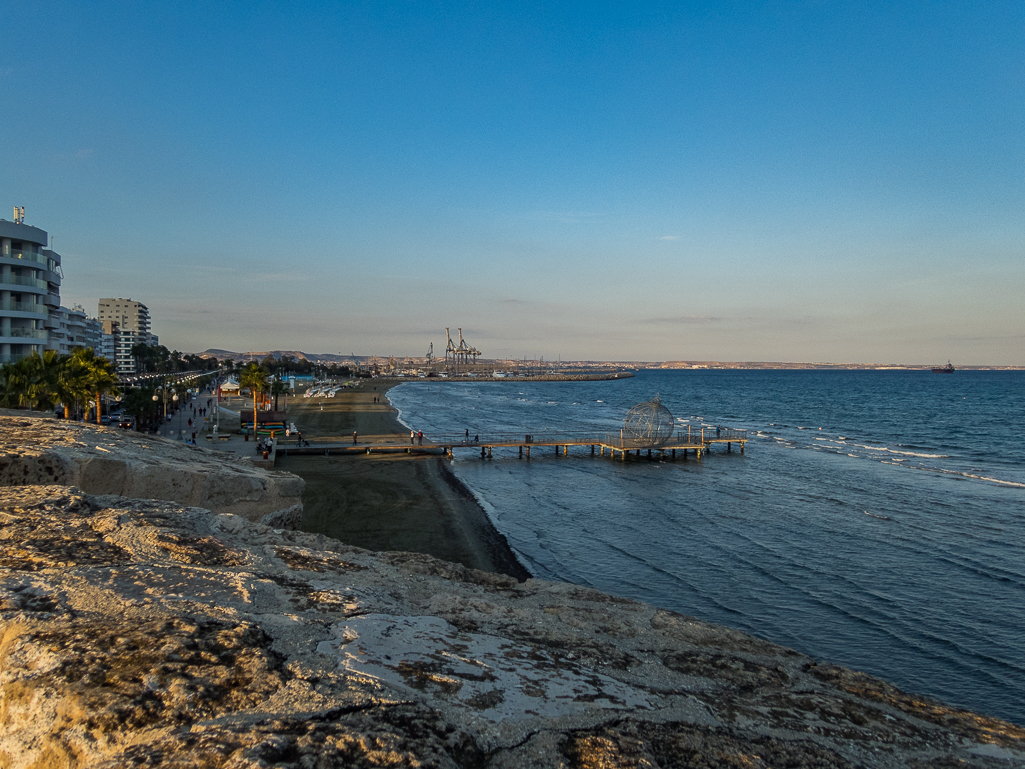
[0,210,63,363]
[98,297,158,376]
[98,298,154,344]
[51,305,104,355]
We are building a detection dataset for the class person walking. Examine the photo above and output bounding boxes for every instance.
[417,430,423,445]
[353,431,358,445]
[410,430,415,445]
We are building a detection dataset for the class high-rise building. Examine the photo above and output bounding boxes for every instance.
[0,208,63,363]
[97,298,153,342]
[98,298,158,375]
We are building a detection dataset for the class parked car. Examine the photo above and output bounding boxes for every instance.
[100,415,113,425]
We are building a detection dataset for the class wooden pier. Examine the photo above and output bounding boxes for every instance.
[276,426,747,463]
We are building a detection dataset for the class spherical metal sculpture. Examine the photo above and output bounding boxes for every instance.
[623,395,675,446]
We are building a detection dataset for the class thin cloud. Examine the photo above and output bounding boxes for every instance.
[648,315,722,324]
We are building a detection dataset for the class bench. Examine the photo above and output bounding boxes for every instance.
[217,434,230,441]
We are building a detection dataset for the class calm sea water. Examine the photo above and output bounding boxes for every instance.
[388,370,1025,725]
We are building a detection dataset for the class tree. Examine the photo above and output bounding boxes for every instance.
[58,352,92,419]
[0,350,67,412]
[71,347,120,423]
[239,363,269,436]
[271,376,288,411]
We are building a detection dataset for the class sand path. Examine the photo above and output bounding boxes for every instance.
[271,381,529,579]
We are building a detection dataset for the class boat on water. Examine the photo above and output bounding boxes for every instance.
[932,361,955,373]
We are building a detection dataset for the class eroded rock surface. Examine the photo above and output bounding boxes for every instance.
[0,416,303,527]
[1,485,1021,768]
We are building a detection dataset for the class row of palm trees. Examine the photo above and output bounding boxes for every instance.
[0,348,119,421]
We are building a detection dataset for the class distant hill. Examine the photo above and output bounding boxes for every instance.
[196,350,362,364]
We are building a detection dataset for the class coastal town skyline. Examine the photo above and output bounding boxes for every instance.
[4,2,1022,366]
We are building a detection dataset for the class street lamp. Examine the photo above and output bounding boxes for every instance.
[151,379,179,428]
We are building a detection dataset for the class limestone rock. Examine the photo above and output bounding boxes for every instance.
[1,484,1021,768]
[0,416,303,527]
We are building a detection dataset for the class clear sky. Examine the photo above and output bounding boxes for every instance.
[3,1,1022,364]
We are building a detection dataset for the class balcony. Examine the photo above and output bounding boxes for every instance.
[43,293,60,307]
[1,251,48,266]
[0,300,46,314]
[6,329,48,340]
[1,275,48,290]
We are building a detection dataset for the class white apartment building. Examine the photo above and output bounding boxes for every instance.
[0,209,63,363]
[98,298,158,376]
[53,305,104,356]
[98,298,154,342]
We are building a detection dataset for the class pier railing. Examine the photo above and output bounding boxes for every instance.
[404,427,746,449]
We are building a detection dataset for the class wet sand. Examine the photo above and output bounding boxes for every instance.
[273,382,530,580]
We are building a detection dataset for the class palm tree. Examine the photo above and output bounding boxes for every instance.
[0,350,67,412]
[71,347,120,423]
[271,376,288,411]
[58,353,92,419]
[0,359,26,408]
[239,362,269,437]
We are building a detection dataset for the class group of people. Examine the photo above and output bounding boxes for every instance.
[410,429,424,445]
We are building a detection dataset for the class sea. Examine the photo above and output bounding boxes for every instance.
[387,369,1025,726]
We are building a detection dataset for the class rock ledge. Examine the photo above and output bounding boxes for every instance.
[1,481,1022,768]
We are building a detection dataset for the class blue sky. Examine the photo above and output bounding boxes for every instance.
[3,1,1022,364]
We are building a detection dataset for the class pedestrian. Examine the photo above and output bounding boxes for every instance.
[465,429,469,440]
[716,425,721,438]
[417,430,423,445]
[410,430,415,445]
[353,431,358,445]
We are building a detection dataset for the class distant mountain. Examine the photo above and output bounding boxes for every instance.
[195,350,365,364]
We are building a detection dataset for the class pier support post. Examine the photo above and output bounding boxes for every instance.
[526,446,530,459]
[741,442,745,454]
[519,446,523,458]
[563,445,568,456]
[590,444,595,455]
[647,449,651,458]
[487,447,492,458]
[481,447,486,459]
[672,449,676,459]
[727,441,732,452]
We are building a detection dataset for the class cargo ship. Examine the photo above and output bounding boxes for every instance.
[931,361,955,373]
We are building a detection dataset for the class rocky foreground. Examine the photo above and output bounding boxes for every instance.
[0,415,303,528]
[1,418,1023,768]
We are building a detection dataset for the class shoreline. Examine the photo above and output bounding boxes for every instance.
[273,380,531,580]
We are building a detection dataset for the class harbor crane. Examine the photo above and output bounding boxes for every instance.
[444,327,482,369]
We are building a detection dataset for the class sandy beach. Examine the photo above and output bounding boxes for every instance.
[260,382,530,580]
